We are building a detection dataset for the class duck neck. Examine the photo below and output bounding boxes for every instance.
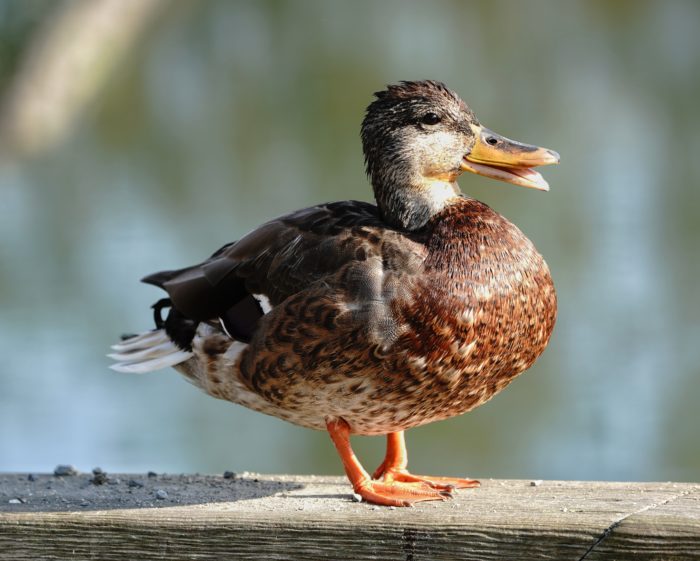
[372,171,461,231]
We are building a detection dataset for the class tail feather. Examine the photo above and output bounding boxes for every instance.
[108,340,183,362]
[111,330,169,352]
[109,329,192,373]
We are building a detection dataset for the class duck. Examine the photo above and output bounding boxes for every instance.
[110,80,559,507]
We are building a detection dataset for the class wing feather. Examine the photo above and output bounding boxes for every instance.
[142,201,427,329]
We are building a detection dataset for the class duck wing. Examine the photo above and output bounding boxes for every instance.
[142,200,425,342]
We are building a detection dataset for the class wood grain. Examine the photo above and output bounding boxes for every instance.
[1,473,698,560]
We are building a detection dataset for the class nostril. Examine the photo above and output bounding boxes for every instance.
[486,136,499,146]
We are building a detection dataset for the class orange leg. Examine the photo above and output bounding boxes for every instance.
[326,419,453,507]
[372,431,480,491]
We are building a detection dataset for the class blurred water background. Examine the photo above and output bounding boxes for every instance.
[0,0,698,482]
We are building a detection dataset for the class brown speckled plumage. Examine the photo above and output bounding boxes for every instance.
[174,197,556,435]
[113,80,559,506]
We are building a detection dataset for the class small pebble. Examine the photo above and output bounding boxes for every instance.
[80,500,89,507]
[388,506,396,510]
[8,498,22,505]
[91,468,109,485]
[54,464,78,476]
[351,493,363,503]
[147,471,157,478]
[530,480,543,487]
[155,489,168,500]
[27,474,36,482]
[128,479,144,488]
[223,471,236,480]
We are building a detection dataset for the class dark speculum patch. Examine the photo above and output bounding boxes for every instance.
[219,295,264,343]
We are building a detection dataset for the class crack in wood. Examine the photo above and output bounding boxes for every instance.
[402,527,417,561]
[578,486,700,561]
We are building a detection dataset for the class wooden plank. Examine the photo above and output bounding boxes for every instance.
[583,487,700,560]
[1,473,698,560]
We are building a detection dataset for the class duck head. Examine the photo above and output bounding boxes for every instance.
[361,80,559,230]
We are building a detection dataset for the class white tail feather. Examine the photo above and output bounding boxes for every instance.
[111,330,169,352]
[109,329,192,373]
[110,350,193,373]
[107,341,181,362]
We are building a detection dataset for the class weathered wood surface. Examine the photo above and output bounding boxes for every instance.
[1,473,698,560]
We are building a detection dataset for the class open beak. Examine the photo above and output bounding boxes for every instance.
[460,125,560,191]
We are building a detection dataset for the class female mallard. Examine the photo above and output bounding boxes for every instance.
[111,80,559,507]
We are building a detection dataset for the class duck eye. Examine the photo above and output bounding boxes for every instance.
[421,112,441,126]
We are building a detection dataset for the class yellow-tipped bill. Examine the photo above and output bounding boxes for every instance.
[461,125,560,191]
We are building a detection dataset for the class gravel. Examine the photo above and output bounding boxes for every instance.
[0,472,355,513]
[91,467,109,485]
[53,465,78,476]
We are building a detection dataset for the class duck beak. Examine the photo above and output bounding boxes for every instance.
[460,125,560,191]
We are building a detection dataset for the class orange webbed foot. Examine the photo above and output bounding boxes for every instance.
[354,479,453,507]
[327,420,478,508]
[371,432,480,492]
[373,466,480,491]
